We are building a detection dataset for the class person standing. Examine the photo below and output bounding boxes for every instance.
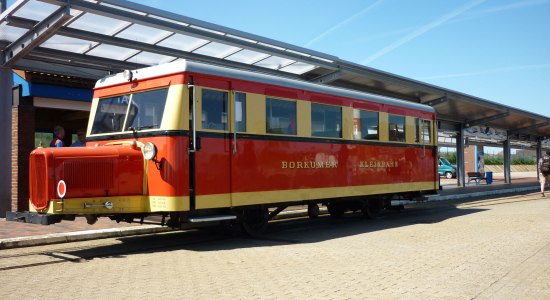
[539,150,550,197]
[71,129,86,147]
[50,125,65,148]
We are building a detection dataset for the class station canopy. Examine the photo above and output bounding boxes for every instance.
[1,0,549,147]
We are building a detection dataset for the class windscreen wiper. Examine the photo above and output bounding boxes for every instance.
[128,124,158,134]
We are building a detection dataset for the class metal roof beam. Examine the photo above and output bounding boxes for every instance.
[423,95,448,106]
[465,111,510,127]
[6,16,302,80]
[40,0,335,71]
[1,5,71,66]
[310,70,343,84]
[508,121,550,135]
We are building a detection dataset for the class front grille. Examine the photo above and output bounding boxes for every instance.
[63,158,115,190]
[30,154,48,210]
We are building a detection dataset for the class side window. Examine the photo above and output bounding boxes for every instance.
[202,89,228,131]
[266,98,296,135]
[126,88,169,130]
[312,103,342,138]
[353,109,379,140]
[389,114,406,142]
[235,92,246,132]
[422,120,432,144]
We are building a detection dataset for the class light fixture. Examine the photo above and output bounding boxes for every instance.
[143,142,162,170]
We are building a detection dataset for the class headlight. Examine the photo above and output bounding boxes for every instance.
[143,142,157,160]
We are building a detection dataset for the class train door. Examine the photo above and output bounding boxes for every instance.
[188,78,232,211]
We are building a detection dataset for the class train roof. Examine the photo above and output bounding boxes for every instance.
[96,60,435,114]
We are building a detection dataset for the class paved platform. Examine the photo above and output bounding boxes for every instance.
[0,174,545,249]
[1,192,549,299]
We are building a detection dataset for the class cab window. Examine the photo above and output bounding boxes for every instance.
[312,103,342,138]
[91,94,131,134]
[202,89,228,131]
[235,92,246,132]
[266,98,296,135]
[389,114,406,142]
[126,89,168,131]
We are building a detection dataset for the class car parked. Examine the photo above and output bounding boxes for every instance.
[438,157,457,179]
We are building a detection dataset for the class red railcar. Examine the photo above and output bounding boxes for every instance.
[8,60,438,231]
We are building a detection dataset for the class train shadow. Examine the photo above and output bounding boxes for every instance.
[61,203,486,260]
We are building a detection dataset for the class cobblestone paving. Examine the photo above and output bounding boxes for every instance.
[1,192,549,299]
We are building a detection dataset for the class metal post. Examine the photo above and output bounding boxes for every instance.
[456,124,466,187]
[0,68,13,217]
[503,133,511,184]
[536,139,542,182]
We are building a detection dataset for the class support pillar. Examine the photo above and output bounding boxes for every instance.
[11,85,34,212]
[536,139,542,182]
[503,133,511,184]
[456,124,466,187]
[0,68,13,217]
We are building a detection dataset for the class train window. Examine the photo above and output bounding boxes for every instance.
[126,88,169,131]
[266,98,296,135]
[312,103,342,138]
[422,120,432,144]
[388,114,406,142]
[353,109,379,140]
[91,94,131,134]
[235,92,246,132]
[202,89,228,131]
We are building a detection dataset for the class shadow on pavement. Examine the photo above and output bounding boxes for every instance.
[61,204,486,260]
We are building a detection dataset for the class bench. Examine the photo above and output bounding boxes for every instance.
[467,172,486,185]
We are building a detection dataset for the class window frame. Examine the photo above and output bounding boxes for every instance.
[388,114,406,143]
[200,88,229,132]
[311,102,343,139]
[353,108,379,141]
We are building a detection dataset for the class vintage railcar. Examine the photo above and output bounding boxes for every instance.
[8,60,438,232]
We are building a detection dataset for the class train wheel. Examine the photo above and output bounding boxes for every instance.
[307,202,320,219]
[362,199,384,219]
[327,202,345,218]
[242,208,269,236]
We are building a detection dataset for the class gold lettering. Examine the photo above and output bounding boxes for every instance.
[317,162,324,168]
[282,161,288,169]
[289,162,295,169]
[297,162,303,169]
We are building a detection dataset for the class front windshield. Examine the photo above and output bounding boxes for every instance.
[91,88,169,135]
[440,157,452,165]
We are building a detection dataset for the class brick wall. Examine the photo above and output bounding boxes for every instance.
[11,105,35,212]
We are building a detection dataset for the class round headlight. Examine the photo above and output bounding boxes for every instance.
[143,142,157,160]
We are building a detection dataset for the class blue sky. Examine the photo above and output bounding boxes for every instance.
[5,0,550,117]
[131,0,550,117]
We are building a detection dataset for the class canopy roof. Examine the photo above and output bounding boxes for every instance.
[1,0,548,145]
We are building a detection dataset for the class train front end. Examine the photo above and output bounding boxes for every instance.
[7,64,190,225]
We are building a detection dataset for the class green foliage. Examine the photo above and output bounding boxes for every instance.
[445,152,457,164]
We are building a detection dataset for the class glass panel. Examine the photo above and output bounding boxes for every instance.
[35,132,52,148]
[353,109,379,140]
[389,115,406,142]
[126,88,169,130]
[279,62,317,75]
[201,89,228,131]
[422,120,432,144]
[68,12,130,35]
[415,118,420,143]
[0,26,27,43]
[157,34,209,52]
[116,24,172,44]
[254,56,295,70]
[266,98,296,135]
[13,1,58,21]
[312,103,342,138]
[235,92,246,132]
[193,42,241,58]
[86,44,138,60]
[127,51,175,65]
[42,35,93,53]
[91,95,130,134]
[225,49,270,64]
